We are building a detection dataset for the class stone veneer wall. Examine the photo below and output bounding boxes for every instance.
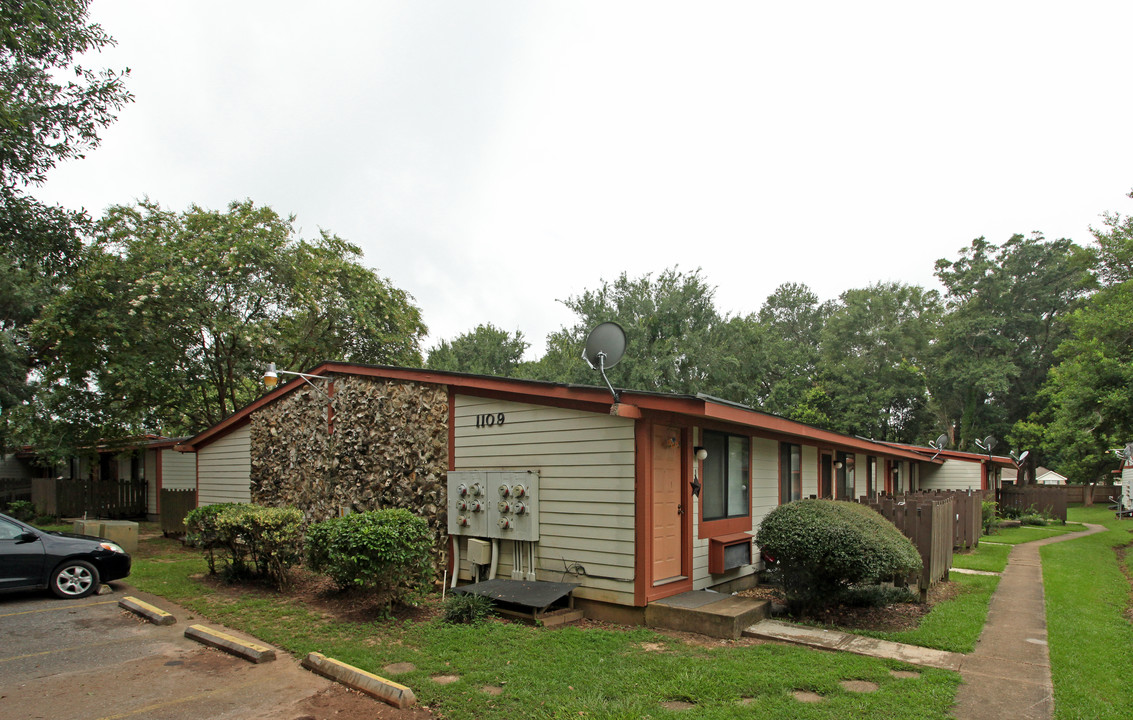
[249,375,449,554]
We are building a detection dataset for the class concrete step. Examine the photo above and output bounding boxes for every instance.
[645,591,770,639]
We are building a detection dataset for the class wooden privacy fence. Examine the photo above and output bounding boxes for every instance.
[45,478,147,519]
[861,495,954,601]
[1062,484,1119,505]
[0,477,33,506]
[910,489,984,550]
[997,485,1068,522]
[160,489,197,535]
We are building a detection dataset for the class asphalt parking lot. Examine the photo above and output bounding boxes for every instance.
[0,583,416,720]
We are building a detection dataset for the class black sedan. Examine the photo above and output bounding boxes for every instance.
[0,513,132,599]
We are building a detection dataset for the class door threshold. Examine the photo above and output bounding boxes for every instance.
[653,575,688,587]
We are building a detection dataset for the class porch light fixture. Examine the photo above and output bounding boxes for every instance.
[833,461,844,470]
[262,362,333,402]
[691,446,707,498]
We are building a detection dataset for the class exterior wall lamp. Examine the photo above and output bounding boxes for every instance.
[263,362,333,402]
[691,446,707,497]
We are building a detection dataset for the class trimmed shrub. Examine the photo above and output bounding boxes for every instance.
[443,592,495,624]
[306,509,434,611]
[185,502,240,574]
[981,500,998,535]
[5,500,36,522]
[755,499,923,614]
[185,503,303,588]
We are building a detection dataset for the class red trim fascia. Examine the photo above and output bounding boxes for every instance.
[700,403,935,463]
[155,448,163,514]
[883,442,1015,468]
[633,419,651,607]
[447,387,456,472]
[179,361,950,464]
[680,426,693,587]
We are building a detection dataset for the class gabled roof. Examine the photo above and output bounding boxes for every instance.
[176,362,937,463]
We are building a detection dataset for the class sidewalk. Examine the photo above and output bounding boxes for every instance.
[744,522,1106,720]
[951,522,1105,720]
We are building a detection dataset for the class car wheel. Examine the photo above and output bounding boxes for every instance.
[51,560,100,599]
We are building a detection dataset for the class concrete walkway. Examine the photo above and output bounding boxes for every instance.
[744,522,1107,720]
[951,522,1105,720]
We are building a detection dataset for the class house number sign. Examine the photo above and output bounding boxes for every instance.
[475,413,506,428]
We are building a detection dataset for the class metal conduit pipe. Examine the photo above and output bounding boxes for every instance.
[489,539,500,580]
[450,537,460,589]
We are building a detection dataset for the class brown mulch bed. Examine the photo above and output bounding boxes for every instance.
[737,581,963,633]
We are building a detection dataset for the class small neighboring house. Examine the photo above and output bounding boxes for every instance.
[176,362,941,619]
[1035,466,1068,486]
[881,442,1017,492]
[2,436,193,521]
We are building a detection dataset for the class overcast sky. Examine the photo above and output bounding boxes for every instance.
[37,1,1133,361]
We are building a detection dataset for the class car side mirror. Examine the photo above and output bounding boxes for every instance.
[17,532,39,544]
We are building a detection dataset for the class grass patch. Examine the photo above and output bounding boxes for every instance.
[1044,505,1133,720]
[951,542,1010,573]
[847,573,999,653]
[129,535,961,719]
[983,522,1084,545]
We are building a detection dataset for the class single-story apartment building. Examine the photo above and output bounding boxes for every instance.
[1,436,194,521]
[881,443,1017,492]
[176,363,962,619]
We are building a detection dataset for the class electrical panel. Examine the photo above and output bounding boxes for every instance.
[447,470,540,541]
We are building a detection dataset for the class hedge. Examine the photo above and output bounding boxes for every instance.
[755,499,922,614]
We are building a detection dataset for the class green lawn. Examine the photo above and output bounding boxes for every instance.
[982,522,1084,545]
[129,537,960,719]
[847,573,999,653]
[1044,505,1133,720]
[951,542,1011,573]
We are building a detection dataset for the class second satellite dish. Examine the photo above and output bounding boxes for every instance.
[582,322,626,371]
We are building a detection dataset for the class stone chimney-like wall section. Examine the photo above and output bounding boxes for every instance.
[249,376,449,552]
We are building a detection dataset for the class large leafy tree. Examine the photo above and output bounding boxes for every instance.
[818,282,940,442]
[1025,191,1133,482]
[23,199,425,455]
[0,0,131,445]
[707,283,830,421]
[931,234,1091,454]
[524,267,720,394]
[426,323,529,376]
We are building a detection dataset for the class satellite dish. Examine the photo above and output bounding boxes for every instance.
[1011,450,1029,467]
[928,433,949,460]
[581,322,626,402]
[1124,443,1133,464]
[582,322,626,370]
[974,435,997,456]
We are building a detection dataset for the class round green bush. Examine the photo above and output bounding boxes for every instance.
[754,499,922,613]
[306,509,434,608]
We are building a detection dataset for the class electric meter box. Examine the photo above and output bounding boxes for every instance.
[466,538,493,565]
[447,469,540,541]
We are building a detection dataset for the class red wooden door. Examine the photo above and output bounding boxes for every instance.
[652,425,683,584]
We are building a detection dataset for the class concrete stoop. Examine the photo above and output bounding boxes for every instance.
[645,591,769,639]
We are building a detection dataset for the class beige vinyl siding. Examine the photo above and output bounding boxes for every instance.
[196,425,251,505]
[161,449,197,490]
[801,445,818,498]
[453,395,636,605]
[0,454,31,479]
[920,459,982,491]
[691,436,776,590]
